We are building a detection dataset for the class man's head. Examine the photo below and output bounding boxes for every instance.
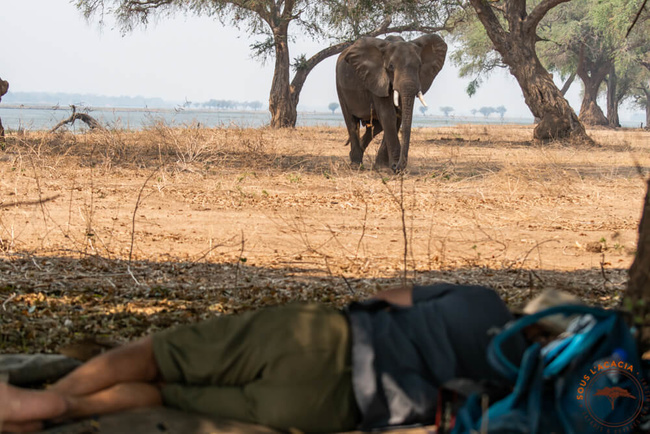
[0,78,9,102]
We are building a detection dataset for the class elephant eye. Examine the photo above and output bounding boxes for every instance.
[387,63,395,71]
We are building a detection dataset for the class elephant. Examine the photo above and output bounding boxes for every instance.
[0,77,8,145]
[336,34,447,172]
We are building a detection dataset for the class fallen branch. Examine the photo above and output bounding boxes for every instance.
[50,105,104,133]
[0,194,61,209]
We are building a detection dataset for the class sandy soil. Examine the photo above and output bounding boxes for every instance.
[0,123,648,353]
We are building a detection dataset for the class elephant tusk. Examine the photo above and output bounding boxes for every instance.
[417,91,428,107]
[393,90,400,107]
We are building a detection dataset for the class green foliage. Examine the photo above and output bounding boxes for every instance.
[75,1,453,46]
[250,37,275,63]
[537,0,650,96]
[452,0,650,104]
[328,102,339,113]
[449,6,505,95]
[292,54,309,72]
[466,78,480,97]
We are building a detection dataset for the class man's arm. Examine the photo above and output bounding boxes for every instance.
[370,285,414,307]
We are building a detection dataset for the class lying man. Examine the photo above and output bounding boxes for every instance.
[0,283,524,433]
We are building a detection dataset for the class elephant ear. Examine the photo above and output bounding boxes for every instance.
[412,34,447,94]
[344,37,390,97]
[0,79,8,98]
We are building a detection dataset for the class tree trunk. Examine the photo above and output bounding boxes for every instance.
[560,71,576,96]
[623,177,650,355]
[606,64,621,128]
[268,25,297,128]
[468,0,590,142]
[644,87,650,129]
[504,44,586,140]
[579,80,608,126]
[576,57,609,126]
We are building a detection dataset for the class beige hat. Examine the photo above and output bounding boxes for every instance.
[521,289,585,334]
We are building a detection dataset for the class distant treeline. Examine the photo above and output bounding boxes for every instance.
[3,92,168,108]
[198,99,264,110]
[2,92,266,111]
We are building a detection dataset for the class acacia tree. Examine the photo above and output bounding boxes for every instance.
[440,106,454,116]
[464,0,591,141]
[75,0,456,128]
[537,0,613,126]
[540,0,650,127]
[600,0,650,127]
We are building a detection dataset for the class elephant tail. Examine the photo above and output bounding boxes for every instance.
[344,139,350,146]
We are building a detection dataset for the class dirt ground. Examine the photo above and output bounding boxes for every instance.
[0,123,648,353]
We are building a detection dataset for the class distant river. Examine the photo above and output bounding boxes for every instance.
[0,105,535,131]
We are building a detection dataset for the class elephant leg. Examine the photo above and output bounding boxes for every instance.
[375,137,390,168]
[0,117,4,149]
[376,118,400,169]
[341,111,364,166]
[360,121,383,151]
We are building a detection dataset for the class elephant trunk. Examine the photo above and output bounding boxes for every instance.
[395,93,415,172]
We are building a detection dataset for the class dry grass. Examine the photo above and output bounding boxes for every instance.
[0,123,648,352]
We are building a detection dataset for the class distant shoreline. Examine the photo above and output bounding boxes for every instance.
[0,104,269,115]
[0,104,536,123]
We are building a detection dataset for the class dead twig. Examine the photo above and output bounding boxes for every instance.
[2,292,17,311]
[128,168,160,263]
[234,230,246,289]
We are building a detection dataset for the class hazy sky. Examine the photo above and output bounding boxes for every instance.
[0,0,633,118]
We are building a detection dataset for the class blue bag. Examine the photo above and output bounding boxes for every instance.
[453,304,649,433]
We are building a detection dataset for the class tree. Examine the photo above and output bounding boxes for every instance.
[495,105,507,119]
[478,106,495,117]
[600,0,650,127]
[594,387,638,410]
[440,106,454,116]
[624,176,650,355]
[462,0,591,141]
[75,0,455,129]
[419,106,429,116]
[249,101,263,111]
[328,102,339,114]
[537,0,649,127]
[632,64,650,128]
[537,0,610,126]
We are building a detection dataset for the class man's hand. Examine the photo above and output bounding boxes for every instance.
[371,285,414,307]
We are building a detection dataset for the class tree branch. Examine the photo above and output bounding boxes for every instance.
[469,0,509,50]
[526,0,573,31]
[627,0,649,37]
